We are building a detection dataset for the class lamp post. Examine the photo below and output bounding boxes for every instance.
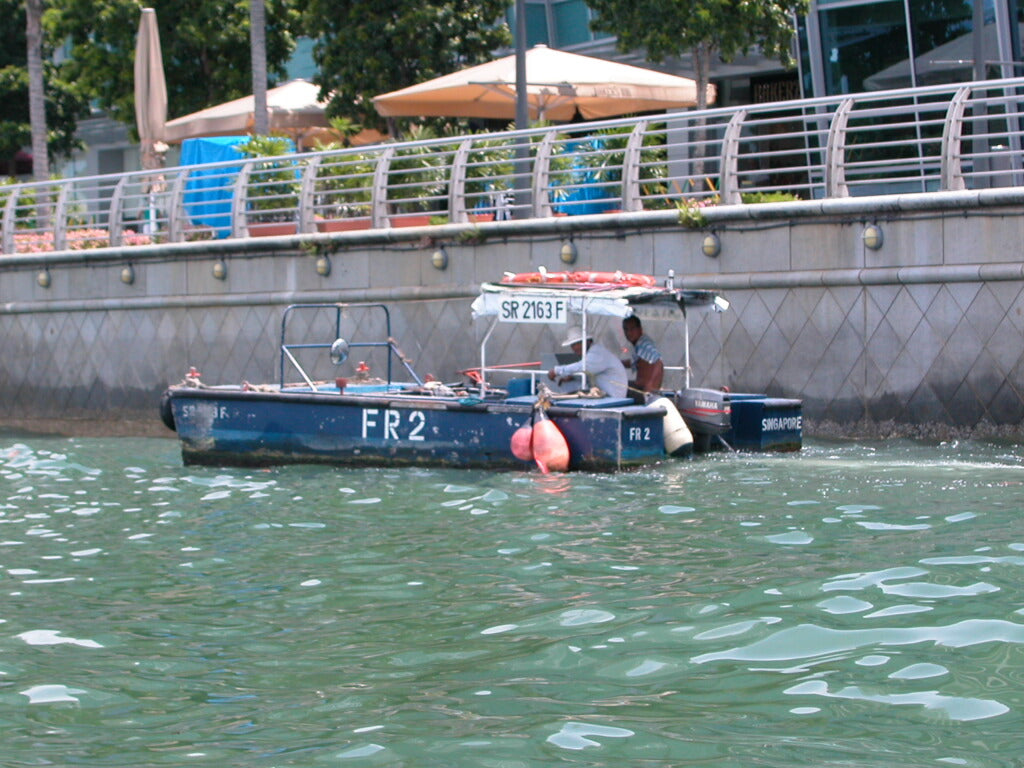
[513,0,531,219]
[515,0,527,133]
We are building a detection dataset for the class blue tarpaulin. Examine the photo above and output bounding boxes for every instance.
[181,137,246,238]
[551,139,619,216]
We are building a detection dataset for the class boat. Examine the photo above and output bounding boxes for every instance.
[160,273,801,471]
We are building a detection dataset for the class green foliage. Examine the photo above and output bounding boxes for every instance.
[385,124,451,214]
[463,133,516,213]
[236,135,302,222]
[303,0,511,133]
[0,0,88,167]
[311,144,376,219]
[740,191,802,203]
[48,0,300,135]
[676,196,719,228]
[587,0,807,69]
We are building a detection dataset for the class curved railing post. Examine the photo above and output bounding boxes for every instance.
[2,183,19,253]
[622,120,648,211]
[232,160,254,238]
[167,168,188,242]
[299,154,322,233]
[532,131,555,217]
[371,145,395,227]
[448,138,473,222]
[825,97,855,198]
[719,109,748,204]
[53,183,69,252]
[941,86,971,191]
[108,175,128,247]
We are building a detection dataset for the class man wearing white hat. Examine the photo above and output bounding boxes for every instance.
[547,325,628,399]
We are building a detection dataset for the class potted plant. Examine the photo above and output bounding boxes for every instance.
[236,135,301,236]
[385,125,449,228]
[463,136,515,222]
[311,127,378,232]
[314,149,377,232]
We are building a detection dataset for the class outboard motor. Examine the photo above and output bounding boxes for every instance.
[674,387,731,452]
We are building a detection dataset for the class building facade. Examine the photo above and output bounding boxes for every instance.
[799,0,1021,97]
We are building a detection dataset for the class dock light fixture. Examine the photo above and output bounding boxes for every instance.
[212,259,227,280]
[559,240,578,265]
[701,232,721,258]
[37,268,51,288]
[315,255,331,277]
[121,264,135,285]
[431,246,448,270]
[863,223,884,250]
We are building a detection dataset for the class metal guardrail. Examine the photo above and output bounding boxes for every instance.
[3,77,1024,254]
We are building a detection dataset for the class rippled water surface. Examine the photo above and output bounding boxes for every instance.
[2,436,1024,767]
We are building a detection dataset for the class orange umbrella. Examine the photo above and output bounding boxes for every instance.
[374,45,714,122]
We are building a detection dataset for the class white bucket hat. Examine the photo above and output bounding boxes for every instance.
[561,325,589,347]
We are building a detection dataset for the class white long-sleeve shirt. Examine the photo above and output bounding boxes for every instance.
[554,342,628,399]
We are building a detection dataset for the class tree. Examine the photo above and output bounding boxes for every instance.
[587,0,807,110]
[0,1,87,176]
[250,0,269,136]
[26,0,47,180]
[302,0,511,136]
[49,0,300,135]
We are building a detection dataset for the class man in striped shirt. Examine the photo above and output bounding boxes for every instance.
[622,315,664,401]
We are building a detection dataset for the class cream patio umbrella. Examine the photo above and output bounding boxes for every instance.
[134,7,167,171]
[163,79,381,150]
[373,44,715,122]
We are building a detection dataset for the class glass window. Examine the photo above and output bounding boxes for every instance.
[506,2,550,47]
[526,3,550,46]
[907,0,995,87]
[818,0,911,93]
[553,0,594,46]
[797,14,814,96]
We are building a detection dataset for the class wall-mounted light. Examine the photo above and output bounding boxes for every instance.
[431,247,448,270]
[212,259,227,280]
[559,240,578,265]
[315,255,331,277]
[701,232,721,258]
[121,264,135,285]
[862,223,884,250]
[37,268,51,288]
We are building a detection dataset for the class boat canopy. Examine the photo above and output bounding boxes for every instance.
[472,282,727,324]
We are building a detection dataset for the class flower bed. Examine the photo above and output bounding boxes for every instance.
[12,228,152,253]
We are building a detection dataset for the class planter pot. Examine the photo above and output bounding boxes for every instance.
[317,218,373,233]
[469,213,495,223]
[248,222,298,237]
[389,214,433,228]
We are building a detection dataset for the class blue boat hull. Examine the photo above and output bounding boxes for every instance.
[725,394,803,451]
[167,387,668,472]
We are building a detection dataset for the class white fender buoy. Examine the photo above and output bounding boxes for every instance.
[651,396,693,457]
[532,409,570,473]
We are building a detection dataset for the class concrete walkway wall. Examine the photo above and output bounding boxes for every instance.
[2,188,1023,438]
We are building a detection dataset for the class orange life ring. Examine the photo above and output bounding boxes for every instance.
[502,270,656,288]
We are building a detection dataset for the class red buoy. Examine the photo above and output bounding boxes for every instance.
[510,421,534,461]
[531,409,570,473]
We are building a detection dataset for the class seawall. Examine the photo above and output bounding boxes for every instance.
[2,188,1023,440]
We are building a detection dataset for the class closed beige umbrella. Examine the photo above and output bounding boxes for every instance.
[134,7,167,170]
[374,45,714,122]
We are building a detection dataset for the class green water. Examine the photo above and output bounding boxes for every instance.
[1,436,1023,767]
